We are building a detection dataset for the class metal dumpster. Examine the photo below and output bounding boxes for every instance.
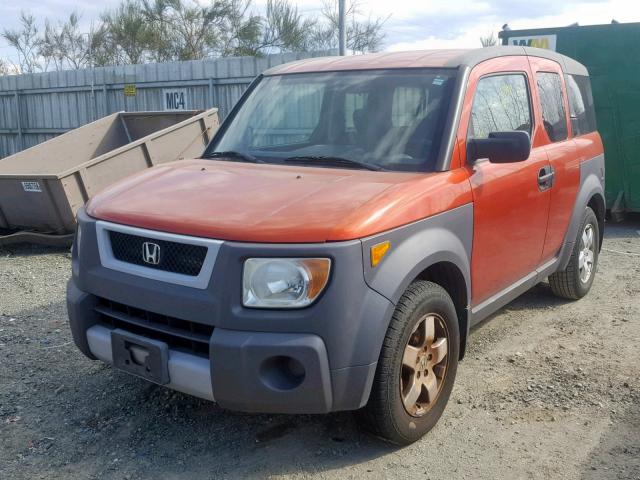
[499,22,640,214]
[0,109,218,245]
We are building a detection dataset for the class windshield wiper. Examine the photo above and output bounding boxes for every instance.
[283,155,386,171]
[203,150,264,163]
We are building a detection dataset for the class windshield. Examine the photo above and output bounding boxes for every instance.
[206,69,456,172]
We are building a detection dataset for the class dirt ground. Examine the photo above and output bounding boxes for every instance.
[0,220,638,480]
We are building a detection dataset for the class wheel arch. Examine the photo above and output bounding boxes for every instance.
[361,205,474,363]
[558,155,605,270]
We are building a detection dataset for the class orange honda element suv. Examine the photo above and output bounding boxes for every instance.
[68,47,605,444]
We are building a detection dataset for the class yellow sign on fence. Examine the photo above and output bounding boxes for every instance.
[507,34,557,51]
[124,85,137,97]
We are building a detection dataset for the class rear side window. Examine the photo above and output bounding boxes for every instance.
[565,74,597,136]
[468,74,532,139]
[536,72,568,142]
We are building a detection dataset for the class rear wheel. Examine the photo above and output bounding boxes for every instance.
[549,207,599,300]
[361,281,459,445]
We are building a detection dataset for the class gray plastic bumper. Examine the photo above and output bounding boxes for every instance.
[210,329,333,413]
[81,322,376,413]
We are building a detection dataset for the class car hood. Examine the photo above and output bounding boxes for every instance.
[87,159,467,243]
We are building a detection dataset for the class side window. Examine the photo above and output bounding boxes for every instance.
[536,72,568,142]
[565,74,597,136]
[468,74,532,139]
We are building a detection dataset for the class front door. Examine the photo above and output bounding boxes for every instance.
[458,56,552,305]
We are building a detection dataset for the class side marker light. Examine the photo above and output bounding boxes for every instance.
[371,241,391,267]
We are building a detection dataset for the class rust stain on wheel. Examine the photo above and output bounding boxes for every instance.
[400,313,449,417]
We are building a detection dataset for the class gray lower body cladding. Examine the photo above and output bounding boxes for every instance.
[68,209,393,413]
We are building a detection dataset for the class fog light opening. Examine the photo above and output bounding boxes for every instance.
[259,356,306,391]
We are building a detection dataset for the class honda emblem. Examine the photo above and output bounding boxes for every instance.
[142,242,161,265]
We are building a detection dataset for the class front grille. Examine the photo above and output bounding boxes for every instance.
[109,230,207,276]
[95,298,213,357]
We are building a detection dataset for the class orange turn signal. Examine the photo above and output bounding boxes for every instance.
[300,258,332,300]
[370,241,391,267]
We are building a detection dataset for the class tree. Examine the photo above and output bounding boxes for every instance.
[480,32,497,47]
[59,13,91,69]
[254,0,386,55]
[2,0,389,72]
[100,0,249,62]
[257,0,315,54]
[100,0,155,65]
[312,0,386,54]
[0,58,10,76]
[141,0,257,60]
[215,0,263,57]
[90,24,120,67]
[2,11,42,73]
[40,19,66,71]
[40,13,92,71]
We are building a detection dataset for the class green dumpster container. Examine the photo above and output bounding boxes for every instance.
[500,22,640,213]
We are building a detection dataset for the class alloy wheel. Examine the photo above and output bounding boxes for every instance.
[400,313,449,417]
[579,223,596,283]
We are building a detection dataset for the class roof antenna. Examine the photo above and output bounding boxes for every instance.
[502,23,511,31]
[612,19,620,24]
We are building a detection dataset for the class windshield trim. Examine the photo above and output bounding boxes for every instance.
[203,67,461,172]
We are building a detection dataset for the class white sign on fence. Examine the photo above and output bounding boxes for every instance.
[21,181,42,192]
[163,89,188,111]
[506,34,557,51]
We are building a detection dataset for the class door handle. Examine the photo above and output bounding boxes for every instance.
[538,166,555,191]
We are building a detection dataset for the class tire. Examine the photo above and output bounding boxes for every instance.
[360,281,460,445]
[549,206,600,300]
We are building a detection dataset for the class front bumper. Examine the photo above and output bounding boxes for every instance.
[67,210,395,413]
[68,279,379,413]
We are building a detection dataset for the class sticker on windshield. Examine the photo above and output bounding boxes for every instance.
[21,181,42,193]
[432,77,445,86]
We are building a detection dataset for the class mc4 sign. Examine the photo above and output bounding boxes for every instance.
[507,34,557,51]
[163,88,188,111]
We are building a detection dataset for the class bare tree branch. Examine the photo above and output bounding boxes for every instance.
[2,11,42,73]
[480,32,497,47]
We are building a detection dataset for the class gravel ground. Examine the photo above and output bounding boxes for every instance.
[1,220,639,480]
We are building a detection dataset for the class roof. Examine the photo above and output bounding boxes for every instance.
[264,46,588,77]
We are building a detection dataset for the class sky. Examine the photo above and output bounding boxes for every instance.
[1,0,640,64]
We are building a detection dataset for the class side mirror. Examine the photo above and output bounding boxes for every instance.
[467,131,531,164]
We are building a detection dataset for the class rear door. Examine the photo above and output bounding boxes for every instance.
[527,57,580,262]
[458,56,552,304]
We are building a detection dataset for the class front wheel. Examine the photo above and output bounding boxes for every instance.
[361,281,459,445]
[549,206,600,300]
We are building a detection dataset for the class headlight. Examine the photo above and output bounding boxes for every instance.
[243,258,331,308]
